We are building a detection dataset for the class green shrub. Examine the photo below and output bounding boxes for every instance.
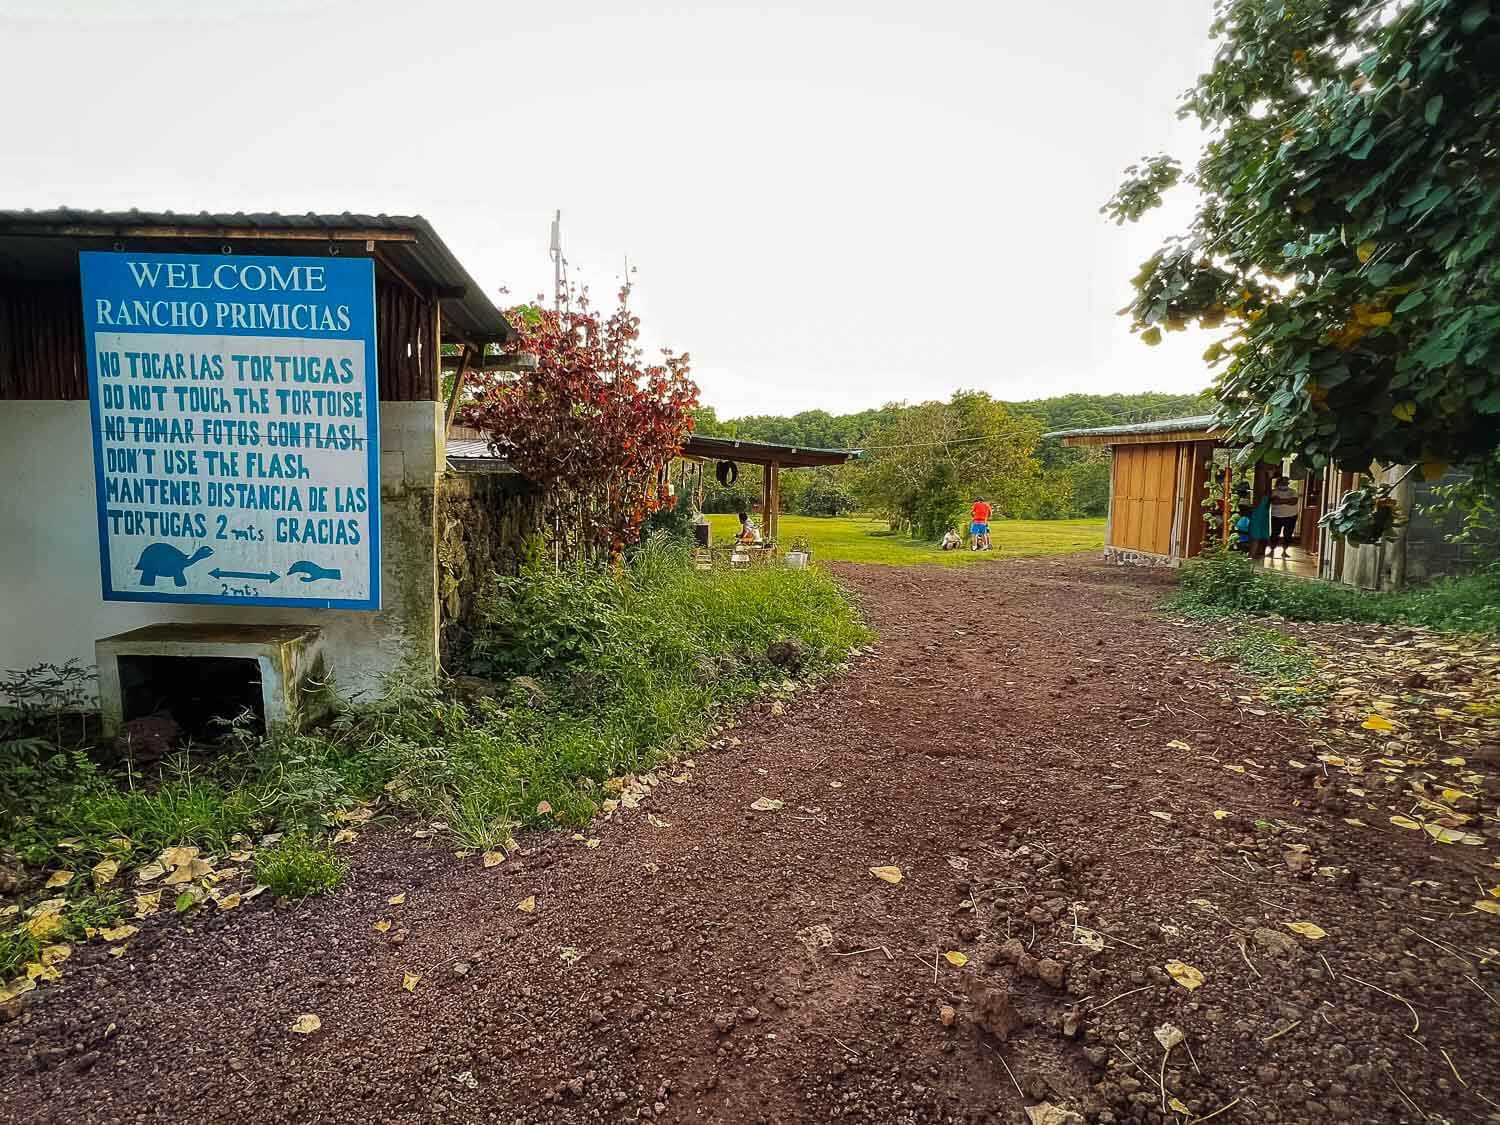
[0,927,38,978]
[253,835,345,898]
[2,542,869,911]
[1170,550,1500,634]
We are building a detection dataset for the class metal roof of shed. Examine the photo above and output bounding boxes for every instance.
[1046,414,1220,445]
[0,207,513,344]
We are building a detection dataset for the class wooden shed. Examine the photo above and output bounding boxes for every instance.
[1049,415,1221,566]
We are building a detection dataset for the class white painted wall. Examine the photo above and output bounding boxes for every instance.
[0,399,442,701]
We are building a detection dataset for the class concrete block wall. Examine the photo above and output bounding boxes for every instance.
[0,399,444,702]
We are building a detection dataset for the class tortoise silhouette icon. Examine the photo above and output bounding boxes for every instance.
[134,543,213,587]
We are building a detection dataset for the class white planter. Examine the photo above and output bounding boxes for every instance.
[785,550,810,569]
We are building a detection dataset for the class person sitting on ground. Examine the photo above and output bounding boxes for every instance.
[735,512,762,545]
[970,496,992,551]
[940,526,962,551]
[1269,475,1300,558]
[1232,503,1253,551]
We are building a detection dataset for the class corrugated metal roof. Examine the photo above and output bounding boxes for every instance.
[1044,414,1220,440]
[0,207,513,343]
[444,436,518,473]
[681,434,859,468]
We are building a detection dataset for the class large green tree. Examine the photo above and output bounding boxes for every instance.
[1107,0,1500,537]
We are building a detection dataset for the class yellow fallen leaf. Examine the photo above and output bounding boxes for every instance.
[158,846,200,870]
[1212,810,1229,820]
[289,1013,321,1034]
[91,858,120,887]
[135,891,161,918]
[585,838,601,849]
[750,797,784,811]
[403,971,420,992]
[1166,740,1192,752]
[870,865,903,885]
[1149,811,1173,822]
[40,943,72,966]
[388,893,406,905]
[331,828,359,845]
[1343,818,1367,828]
[215,893,242,912]
[1169,1096,1191,1114]
[1223,764,1246,774]
[26,961,61,983]
[1424,824,1484,845]
[517,896,537,914]
[481,851,504,868]
[943,951,969,967]
[1486,885,1500,899]
[1390,815,1423,830]
[335,806,373,824]
[99,924,138,941]
[135,862,166,884]
[24,912,66,940]
[1474,900,1500,917]
[1362,715,1396,732]
[1284,921,1327,940]
[44,871,74,889]
[108,946,127,958]
[1357,239,1377,263]
[1,977,37,1000]
[373,919,392,933]
[55,837,81,852]
[536,800,553,815]
[1165,960,1205,990]
[1441,756,1466,766]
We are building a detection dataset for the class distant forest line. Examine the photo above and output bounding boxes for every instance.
[689,390,1213,536]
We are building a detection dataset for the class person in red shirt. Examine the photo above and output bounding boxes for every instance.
[970,497,992,551]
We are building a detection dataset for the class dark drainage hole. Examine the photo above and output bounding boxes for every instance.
[118,654,265,742]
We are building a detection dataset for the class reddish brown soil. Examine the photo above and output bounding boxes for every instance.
[4,557,1500,1124]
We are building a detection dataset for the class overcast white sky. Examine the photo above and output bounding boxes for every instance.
[1,0,1220,418]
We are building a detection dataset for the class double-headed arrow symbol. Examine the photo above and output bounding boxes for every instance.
[209,567,279,583]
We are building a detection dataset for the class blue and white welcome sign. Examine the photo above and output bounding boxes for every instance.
[80,252,381,609]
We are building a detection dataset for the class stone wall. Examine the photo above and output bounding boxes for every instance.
[437,467,546,671]
[1102,545,1178,568]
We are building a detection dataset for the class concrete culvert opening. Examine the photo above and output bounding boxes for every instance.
[117,654,266,741]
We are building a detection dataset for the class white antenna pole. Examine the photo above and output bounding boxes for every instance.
[549,209,562,310]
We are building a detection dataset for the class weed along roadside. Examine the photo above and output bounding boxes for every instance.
[1,538,869,995]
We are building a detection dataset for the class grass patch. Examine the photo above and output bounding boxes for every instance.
[1207,624,1326,711]
[1170,551,1500,635]
[2,539,869,921]
[0,928,38,979]
[706,513,1104,566]
[253,835,346,899]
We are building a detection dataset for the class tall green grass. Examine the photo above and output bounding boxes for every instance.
[2,538,870,892]
[1169,551,1500,634]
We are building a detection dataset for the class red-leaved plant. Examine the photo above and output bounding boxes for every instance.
[463,285,698,560]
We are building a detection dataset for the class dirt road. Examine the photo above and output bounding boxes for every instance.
[5,557,1499,1124]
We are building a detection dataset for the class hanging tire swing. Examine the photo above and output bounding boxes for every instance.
[716,460,739,487]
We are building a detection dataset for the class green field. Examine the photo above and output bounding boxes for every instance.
[705,514,1105,566]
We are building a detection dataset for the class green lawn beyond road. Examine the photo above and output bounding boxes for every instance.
[704,514,1105,566]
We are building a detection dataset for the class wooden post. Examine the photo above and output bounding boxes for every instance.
[442,344,474,432]
[768,461,781,543]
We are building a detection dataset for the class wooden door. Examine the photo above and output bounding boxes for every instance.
[1110,443,1177,556]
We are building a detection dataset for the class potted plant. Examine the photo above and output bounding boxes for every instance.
[784,535,812,569]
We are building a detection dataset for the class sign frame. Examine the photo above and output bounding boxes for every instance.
[79,251,382,611]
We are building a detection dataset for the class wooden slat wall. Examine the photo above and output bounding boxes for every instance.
[1108,443,1178,556]
[2,279,433,402]
[0,283,86,400]
[376,282,437,401]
